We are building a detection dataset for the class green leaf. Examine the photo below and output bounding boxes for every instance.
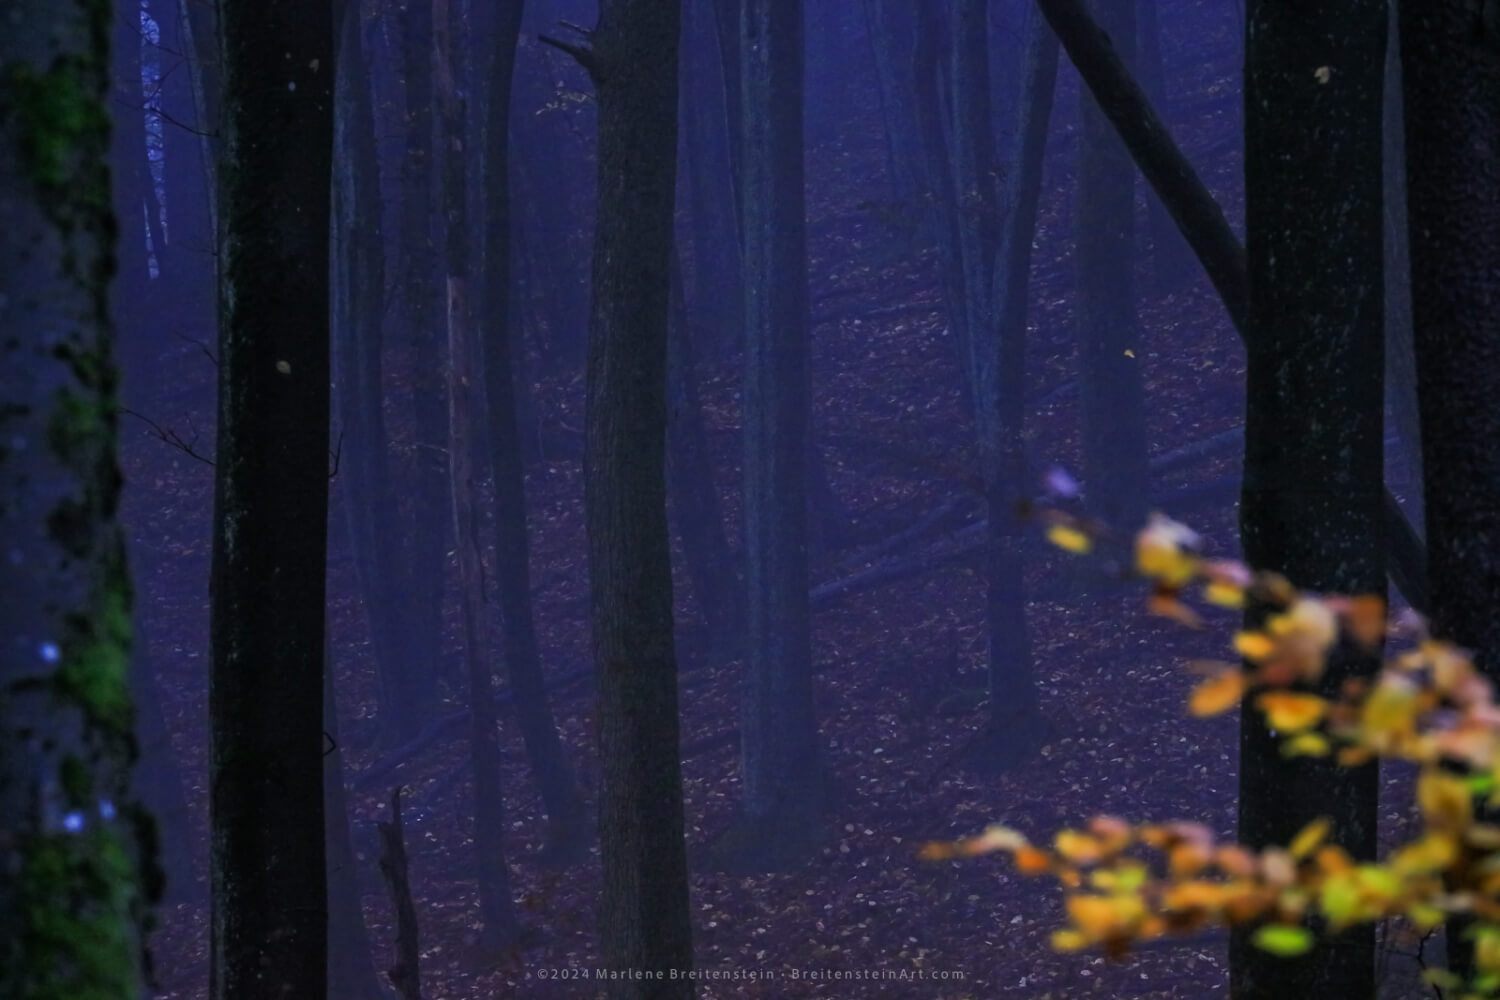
[1252,924,1313,956]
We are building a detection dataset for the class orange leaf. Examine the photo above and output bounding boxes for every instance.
[1189,670,1247,717]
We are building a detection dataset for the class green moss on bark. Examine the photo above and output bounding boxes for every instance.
[9,828,138,1000]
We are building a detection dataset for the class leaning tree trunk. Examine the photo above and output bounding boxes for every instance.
[1399,1,1500,982]
[1033,0,1429,615]
[209,0,334,997]
[1,3,159,995]
[1232,3,1387,999]
[541,0,696,990]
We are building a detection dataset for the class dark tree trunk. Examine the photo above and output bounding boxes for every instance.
[720,0,827,873]
[437,0,517,950]
[1399,1,1500,981]
[209,0,334,997]
[1232,3,1387,998]
[543,0,696,991]
[480,0,589,863]
[1,3,158,995]
[1033,0,1429,614]
[1075,0,1147,534]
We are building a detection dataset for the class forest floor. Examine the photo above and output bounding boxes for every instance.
[122,3,1432,999]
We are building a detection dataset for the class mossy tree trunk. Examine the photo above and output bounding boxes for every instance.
[209,0,334,996]
[1,3,161,997]
[1233,2,1388,998]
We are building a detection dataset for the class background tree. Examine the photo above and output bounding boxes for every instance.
[208,0,333,996]
[1075,0,1148,535]
[725,0,827,872]
[1,2,159,995]
[480,0,589,862]
[542,0,696,991]
[1232,2,1388,997]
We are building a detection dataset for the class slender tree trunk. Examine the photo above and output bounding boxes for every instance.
[667,243,743,658]
[176,0,220,237]
[979,8,1061,770]
[1382,2,1421,538]
[394,0,450,730]
[1075,0,1147,534]
[209,0,334,996]
[437,0,517,950]
[324,639,385,1000]
[480,0,589,863]
[1232,4,1387,998]
[332,0,413,764]
[681,0,744,360]
[1136,0,1192,293]
[542,0,695,989]
[1,3,159,995]
[1399,0,1500,981]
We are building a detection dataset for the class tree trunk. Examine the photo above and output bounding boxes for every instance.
[324,639,385,1000]
[332,0,414,764]
[1136,0,1193,294]
[667,244,744,659]
[392,0,450,731]
[1033,0,1429,614]
[209,0,334,996]
[544,0,696,990]
[1075,0,1147,534]
[979,8,1061,770]
[723,0,828,873]
[480,0,589,864]
[1,3,158,994]
[1399,1,1500,981]
[1232,3,1387,998]
[437,0,517,950]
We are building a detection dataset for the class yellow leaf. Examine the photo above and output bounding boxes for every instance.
[1418,770,1474,832]
[1257,691,1327,733]
[1135,514,1201,586]
[1051,929,1088,952]
[1055,829,1105,865]
[1189,670,1247,717]
[1288,817,1331,860]
[1282,732,1331,757]
[1391,833,1457,875]
[1203,580,1245,608]
[1047,524,1093,555]
[1234,631,1276,662]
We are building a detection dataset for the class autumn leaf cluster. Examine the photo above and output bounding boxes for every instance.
[926,505,1500,997]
